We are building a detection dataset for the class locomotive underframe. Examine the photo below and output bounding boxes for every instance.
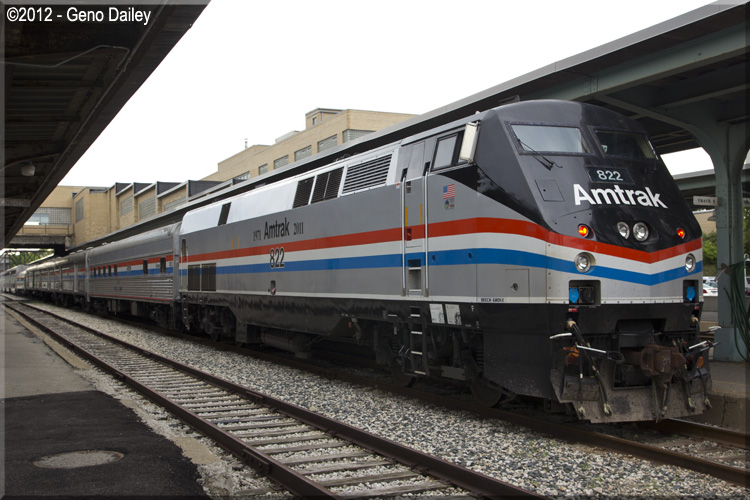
[180,291,711,423]
[181,291,494,383]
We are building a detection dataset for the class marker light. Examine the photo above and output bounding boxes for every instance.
[677,228,686,239]
[578,224,591,238]
[633,222,649,241]
[685,253,696,273]
[617,222,630,239]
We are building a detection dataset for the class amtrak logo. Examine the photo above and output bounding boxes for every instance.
[573,184,667,208]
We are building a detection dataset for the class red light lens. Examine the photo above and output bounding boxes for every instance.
[677,228,685,239]
[578,225,590,238]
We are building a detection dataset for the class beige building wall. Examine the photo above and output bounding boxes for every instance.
[159,186,188,213]
[15,185,82,241]
[15,108,415,249]
[117,186,136,230]
[71,188,111,246]
[43,185,80,207]
[108,187,119,233]
[203,108,415,182]
[135,185,157,222]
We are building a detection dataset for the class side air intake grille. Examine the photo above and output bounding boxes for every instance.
[292,177,314,208]
[342,155,392,194]
[311,167,343,203]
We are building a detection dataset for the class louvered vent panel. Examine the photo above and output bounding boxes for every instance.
[342,155,392,194]
[325,167,343,200]
[311,167,344,204]
[293,178,314,208]
[187,265,201,291]
[311,172,329,204]
[201,263,216,292]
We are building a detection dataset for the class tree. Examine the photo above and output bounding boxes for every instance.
[7,250,53,267]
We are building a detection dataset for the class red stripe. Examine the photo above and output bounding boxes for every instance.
[105,254,173,268]
[182,227,402,264]
[183,217,700,265]
[433,218,701,263]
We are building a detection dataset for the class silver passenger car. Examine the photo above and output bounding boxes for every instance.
[86,223,180,325]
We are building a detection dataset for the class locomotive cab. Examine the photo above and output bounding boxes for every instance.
[468,100,709,422]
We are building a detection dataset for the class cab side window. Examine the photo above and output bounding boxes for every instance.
[432,134,460,170]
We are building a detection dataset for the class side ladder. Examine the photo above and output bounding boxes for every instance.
[409,306,427,375]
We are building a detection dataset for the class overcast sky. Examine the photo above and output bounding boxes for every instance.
[59,0,716,188]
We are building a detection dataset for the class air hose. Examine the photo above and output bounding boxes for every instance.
[566,320,612,416]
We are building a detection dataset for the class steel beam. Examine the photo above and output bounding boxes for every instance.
[528,23,747,102]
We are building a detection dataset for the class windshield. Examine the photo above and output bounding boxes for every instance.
[595,130,656,159]
[511,124,590,154]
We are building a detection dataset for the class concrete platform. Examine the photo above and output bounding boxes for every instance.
[688,359,749,432]
[1,307,208,498]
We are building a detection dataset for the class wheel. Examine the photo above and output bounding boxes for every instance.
[471,378,515,407]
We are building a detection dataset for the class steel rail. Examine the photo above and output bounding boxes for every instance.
[376,382,750,488]
[377,386,750,488]
[5,302,545,499]
[5,302,338,499]
[639,419,749,450]
[200,327,750,488]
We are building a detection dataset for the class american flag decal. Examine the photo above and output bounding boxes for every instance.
[443,184,455,199]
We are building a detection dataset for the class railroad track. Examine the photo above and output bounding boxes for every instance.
[381,379,750,489]
[212,324,750,489]
[9,300,748,490]
[634,419,748,470]
[4,301,543,499]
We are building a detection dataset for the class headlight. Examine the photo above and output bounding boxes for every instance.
[574,253,594,273]
[633,222,649,241]
[685,254,696,273]
[617,222,630,239]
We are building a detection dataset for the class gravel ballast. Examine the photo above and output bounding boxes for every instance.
[28,303,749,498]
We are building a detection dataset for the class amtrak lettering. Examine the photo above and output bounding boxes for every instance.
[263,218,303,240]
[265,218,290,239]
[573,184,667,208]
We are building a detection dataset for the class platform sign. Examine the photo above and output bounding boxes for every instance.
[692,196,750,207]
[693,196,717,206]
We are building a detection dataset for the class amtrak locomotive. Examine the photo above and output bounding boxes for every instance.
[15,100,710,423]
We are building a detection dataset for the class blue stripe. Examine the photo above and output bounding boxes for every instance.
[181,248,700,286]
[546,255,702,285]
[215,254,403,275]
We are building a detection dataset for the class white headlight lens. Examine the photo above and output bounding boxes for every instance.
[633,222,649,241]
[685,254,696,273]
[575,253,593,273]
[617,222,630,239]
